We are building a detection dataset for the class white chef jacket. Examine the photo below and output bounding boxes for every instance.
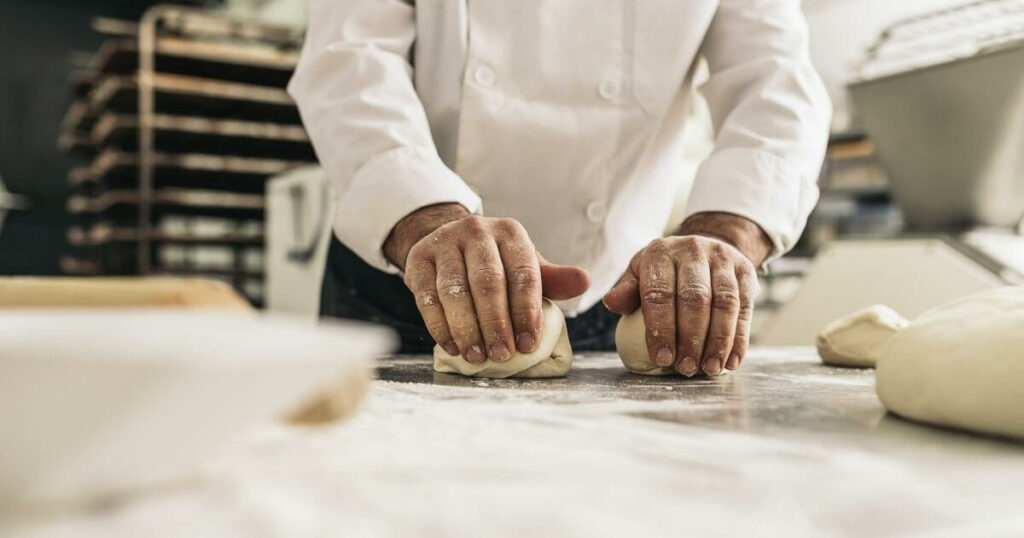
[288,0,831,315]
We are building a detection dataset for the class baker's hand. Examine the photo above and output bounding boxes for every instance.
[602,212,771,377]
[384,203,591,364]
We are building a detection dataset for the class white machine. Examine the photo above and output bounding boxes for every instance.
[761,1,1024,345]
[0,173,28,236]
[265,166,334,317]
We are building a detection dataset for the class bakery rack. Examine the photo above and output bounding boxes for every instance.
[59,5,313,306]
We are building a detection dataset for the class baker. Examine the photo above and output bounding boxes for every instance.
[288,0,830,376]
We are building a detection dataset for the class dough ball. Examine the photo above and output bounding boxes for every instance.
[433,299,572,378]
[614,309,677,376]
[876,287,1024,440]
[817,304,908,368]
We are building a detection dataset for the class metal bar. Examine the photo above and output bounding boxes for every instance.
[137,7,161,274]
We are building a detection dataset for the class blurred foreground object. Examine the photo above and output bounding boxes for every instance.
[0,309,392,511]
[0,276,381,426]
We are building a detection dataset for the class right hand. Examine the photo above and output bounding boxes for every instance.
[385,203,590,364]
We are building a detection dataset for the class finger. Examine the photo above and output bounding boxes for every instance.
[602,269,640,314]
[537,252,591,300]
[464,237,516,362]
[673,242,712,377]
[727,264,759,370]
[403,255,458,356]
[701,261,740,376]
[638,239,676,368]
[496,220,543,353]
[435,249,485,363]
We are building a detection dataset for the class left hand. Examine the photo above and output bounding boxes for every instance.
[602,212,771,377]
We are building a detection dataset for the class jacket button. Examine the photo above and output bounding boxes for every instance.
[598,78,621,101]
[585,201,607,223]
[474,66,497,87]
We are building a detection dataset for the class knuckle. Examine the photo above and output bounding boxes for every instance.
[509,265,540,292]
[407,241,430,261]
[416,289,441,308]
[479,315,511,336]
[737,303,754,322]
[711,289,741,311]
[647,237,669,254]
[679,235,702,251]
[461,215,488,235]
[437,275,471,297]
[404,266,431,286]
[709,247,730,264]
[498,217,524,235]
[642,286,674,306]
[470,266,506,295]
[677,285,712,309]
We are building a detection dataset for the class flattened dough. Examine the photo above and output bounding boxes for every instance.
[876,287,1024,440]
[817,304,908,368]
[614,309,720,376]
[433,299,572,378]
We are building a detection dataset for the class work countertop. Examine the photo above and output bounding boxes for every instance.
[13,348,1024,538]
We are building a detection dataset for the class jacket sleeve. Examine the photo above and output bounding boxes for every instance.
[685,0,832,261]
[288,0,482,272]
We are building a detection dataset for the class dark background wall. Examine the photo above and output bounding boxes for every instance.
[0,0,216,275]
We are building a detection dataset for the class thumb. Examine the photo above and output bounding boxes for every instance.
[602,271,640,314]
[537,253,591,301]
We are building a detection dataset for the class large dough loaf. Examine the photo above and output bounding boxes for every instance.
[876,287,1024,440]
[433,299,572,378]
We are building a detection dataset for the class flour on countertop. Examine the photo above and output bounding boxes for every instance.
[9,350,1024,538]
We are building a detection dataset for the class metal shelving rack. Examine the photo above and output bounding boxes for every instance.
[59,5,313,306]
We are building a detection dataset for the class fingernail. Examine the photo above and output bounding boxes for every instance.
[680,356,698,377]
[655,348,674,367]
[489,342,512,362]
[466,345,485,364]
[703,358,722,376]
[516,332,536,353]
[726,352,740,370]
[443,342,460,356]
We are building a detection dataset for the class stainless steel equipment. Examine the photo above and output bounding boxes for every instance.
[762,1,1024,345]
[848,0,1024,230]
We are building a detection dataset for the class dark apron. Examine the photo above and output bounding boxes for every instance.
[319,235,618,353]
